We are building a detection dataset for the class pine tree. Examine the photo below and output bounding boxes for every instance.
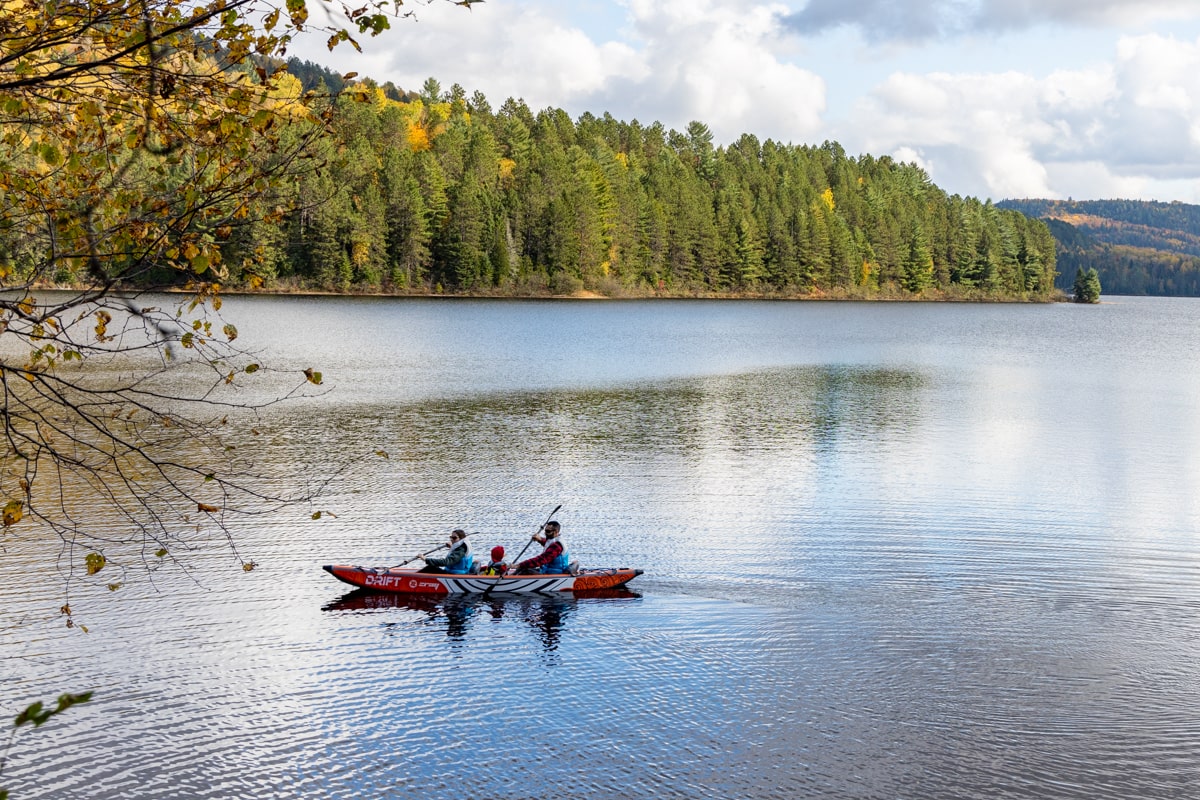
[1074,267,1101,303]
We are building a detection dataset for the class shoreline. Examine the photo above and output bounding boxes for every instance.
[22,281,1070,304]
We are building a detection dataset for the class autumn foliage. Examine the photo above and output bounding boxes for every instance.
[0,0,445,605]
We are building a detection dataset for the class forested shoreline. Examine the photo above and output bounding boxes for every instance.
[10,62,1061,301]
[206,72,1058,300]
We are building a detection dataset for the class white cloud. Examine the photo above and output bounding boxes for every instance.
[289,2,1200,201]
[615,0,825,140]
[785,0,1200,43]
[292,0,826,141]
[844,33,1200,199]
[290,3,645,107]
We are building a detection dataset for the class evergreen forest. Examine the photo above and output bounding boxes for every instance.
[6,59,1060,300]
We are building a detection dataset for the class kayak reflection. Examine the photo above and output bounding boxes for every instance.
[322,587,640,649]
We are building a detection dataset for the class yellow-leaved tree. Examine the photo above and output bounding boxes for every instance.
[0,0,473,619]
[1,3,482,788]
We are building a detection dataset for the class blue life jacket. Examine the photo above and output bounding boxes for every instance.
[443,545,473,574]
[541,542,570,574]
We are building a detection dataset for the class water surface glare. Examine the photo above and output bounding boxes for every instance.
[5,296,1200,799]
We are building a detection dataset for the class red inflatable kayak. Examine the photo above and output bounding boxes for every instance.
[322,564,643,595]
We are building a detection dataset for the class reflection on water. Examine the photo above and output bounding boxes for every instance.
[323,589,639,651]
[7,297,1200,800]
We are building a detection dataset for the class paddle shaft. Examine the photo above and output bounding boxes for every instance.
[390,542,449,569]
[483,504,561,597]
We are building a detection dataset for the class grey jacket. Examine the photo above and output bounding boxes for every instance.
[425,540,469,568]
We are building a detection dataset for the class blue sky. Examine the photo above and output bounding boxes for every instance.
[296,0,1200,203]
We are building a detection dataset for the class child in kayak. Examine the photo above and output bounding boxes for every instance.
[480,545,508,576]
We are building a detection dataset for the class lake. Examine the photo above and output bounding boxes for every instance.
[4,295,1200,799]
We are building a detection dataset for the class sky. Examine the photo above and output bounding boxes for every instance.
[293,0,1200,203]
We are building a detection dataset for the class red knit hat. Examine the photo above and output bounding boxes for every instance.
[490,546,505,561]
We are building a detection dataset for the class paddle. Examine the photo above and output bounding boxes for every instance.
[389,542,450,570]
[482,504,561,598]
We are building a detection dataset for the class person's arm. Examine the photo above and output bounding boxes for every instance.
[517,540,562,571]
[425,543,465,568]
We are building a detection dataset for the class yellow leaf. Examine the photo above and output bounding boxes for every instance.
[375,450,389,459]
[197,503,220,513]
[303,368,322,385]
[94,309,111,341]
[2,499,23,527]
[242,561,257,572]
[223,323,237,341]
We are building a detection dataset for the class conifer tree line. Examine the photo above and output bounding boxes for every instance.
[224,76,1059,298]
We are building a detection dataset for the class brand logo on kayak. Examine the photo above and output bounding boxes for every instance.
[364,573,402,588]
[408,579,441,590]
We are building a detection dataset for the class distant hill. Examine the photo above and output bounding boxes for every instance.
[998,199,1200,296]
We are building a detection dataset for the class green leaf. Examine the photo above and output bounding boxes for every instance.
[13,692,92,729]
[14,701,45,727]
[244,364,260,374]
[40,143,61,166]
[85,552,106,575]
[155,548,168,558]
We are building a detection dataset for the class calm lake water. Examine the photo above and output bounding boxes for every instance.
[5,296,1200,799]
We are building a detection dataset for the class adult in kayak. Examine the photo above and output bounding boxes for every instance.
[512,520,570,574]
[417,529,474,574]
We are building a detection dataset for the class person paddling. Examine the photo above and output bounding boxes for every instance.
[511,520,570,574]
[417,529,473,574]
